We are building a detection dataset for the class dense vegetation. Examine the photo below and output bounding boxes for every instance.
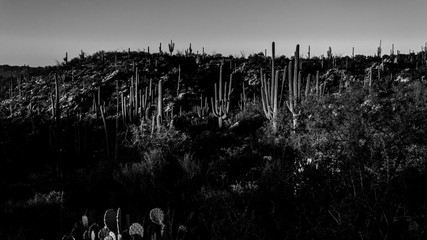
[1,43,427,240]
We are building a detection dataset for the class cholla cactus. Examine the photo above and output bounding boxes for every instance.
[104,209,117,232]
[129,223,144,237]
[150,208,165,235]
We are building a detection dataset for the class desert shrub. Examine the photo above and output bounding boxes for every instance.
[279,80,427,239]
[197,186,264,240]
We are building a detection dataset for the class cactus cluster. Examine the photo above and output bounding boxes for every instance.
[62,207,188,240]
[196,94,209,119]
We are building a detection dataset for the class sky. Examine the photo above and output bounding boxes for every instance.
[1,0,426,67]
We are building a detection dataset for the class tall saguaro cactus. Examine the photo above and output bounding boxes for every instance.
[377,40,382,57]
[157,79,163,131]
[286,44,302,130]
[54,73,60,127]
[260,68,279,133]
[176,65,181,97]
[260,42,279,133]
[211,64,233,128]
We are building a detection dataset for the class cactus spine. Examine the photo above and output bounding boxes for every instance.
[211,63,233,128]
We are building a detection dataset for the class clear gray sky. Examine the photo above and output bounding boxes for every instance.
[1,0,426,66]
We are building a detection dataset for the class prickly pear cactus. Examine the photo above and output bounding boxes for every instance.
[98,227,110,240]
[129,223,144,237]
[116,208,122,234]
[149,208,165,236]
[109,231,117,240]
[149,208,164,226]
[104,209,117,232]
[62,235,75,240]
[89,223,99,240]
[83,230,90,240]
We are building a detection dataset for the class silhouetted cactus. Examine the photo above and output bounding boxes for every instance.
[168,40,175,55]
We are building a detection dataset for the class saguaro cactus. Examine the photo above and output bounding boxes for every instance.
[239,81,247,111]
[54,74,60,127]
[80,50,85,61]
[327,47,332,60]
[196,94,209,119]
[168,40,175,55]
[211,63,233,128]
[377,40,382,57]
[286,44,302,130]
[176,65,181,96]
[260,69,279,133]
[157,79,163,131]
[260,42,279,133]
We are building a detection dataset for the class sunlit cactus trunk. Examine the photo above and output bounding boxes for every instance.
[157,79,163,132]
[286,44,302,131]
[211,63,233,128]
[260,42,279,133]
